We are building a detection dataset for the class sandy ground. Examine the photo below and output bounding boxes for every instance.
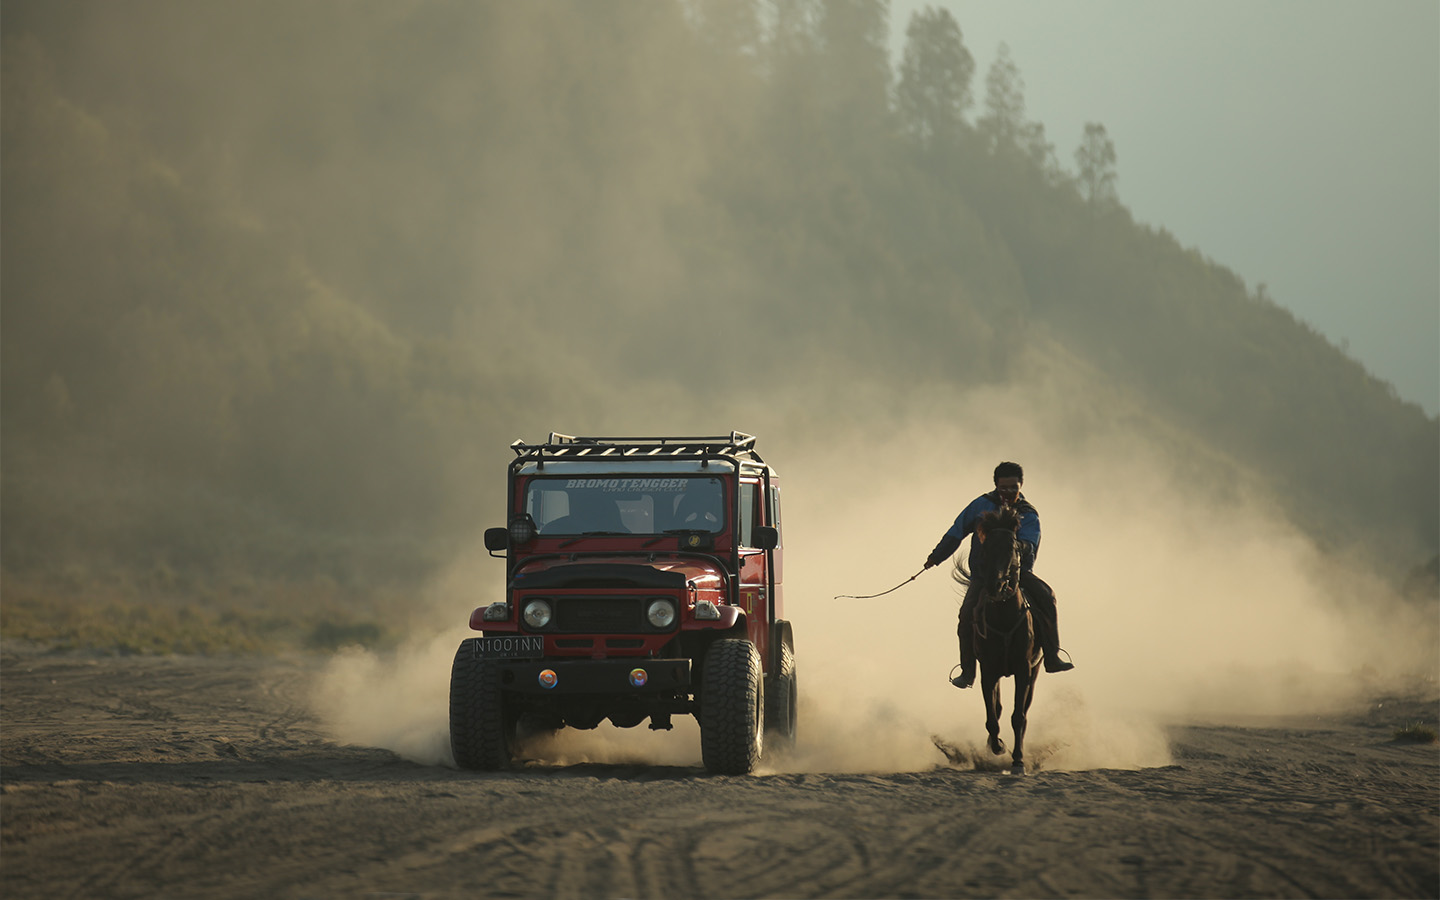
[2,643,1436,899]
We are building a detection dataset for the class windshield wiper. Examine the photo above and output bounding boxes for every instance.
[557,531,629,549]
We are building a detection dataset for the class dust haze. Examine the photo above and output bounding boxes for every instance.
[312,371,1436,774]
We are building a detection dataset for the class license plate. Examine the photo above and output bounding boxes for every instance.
[474,635,544,659]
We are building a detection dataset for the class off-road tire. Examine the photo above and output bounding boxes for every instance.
[764,636,797,750]
[449,639,516,770]
[700,638,764,775]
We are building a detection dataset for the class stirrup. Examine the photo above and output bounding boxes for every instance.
[1043,649,1075,673]
[948,663,975,689]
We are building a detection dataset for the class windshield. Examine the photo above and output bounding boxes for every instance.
[525,475,726,535]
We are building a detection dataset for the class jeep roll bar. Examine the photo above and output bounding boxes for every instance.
[509,432,764,465]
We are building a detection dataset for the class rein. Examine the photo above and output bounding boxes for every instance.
[976,589,1030,639]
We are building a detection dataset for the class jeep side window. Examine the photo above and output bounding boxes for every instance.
[739,482,758,547]
[769,485,782,547]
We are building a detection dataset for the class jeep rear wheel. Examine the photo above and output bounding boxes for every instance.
[700,638,764,775]
[765,636,797,750]
[449,639,516,770]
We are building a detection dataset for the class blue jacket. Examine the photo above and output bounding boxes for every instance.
[927,491,1040,572]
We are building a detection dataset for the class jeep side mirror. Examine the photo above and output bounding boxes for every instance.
[752,526,779,550]
[483,527,509,552]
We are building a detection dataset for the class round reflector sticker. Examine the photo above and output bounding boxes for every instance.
[538,669,558,689]
[629,668,648,687]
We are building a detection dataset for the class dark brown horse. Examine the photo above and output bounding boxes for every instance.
[954,506,1043,773]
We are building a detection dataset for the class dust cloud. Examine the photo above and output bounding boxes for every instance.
[309,372,1434,775]
[309,547,499,767]
[312,627,470,767]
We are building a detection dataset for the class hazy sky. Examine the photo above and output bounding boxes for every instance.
[892,0,1439,416]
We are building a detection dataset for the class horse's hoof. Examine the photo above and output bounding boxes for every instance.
[988,737,1006,756]
[1009,764,1026,776]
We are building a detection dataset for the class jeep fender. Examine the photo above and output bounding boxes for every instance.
[681,605,744,631]
[470,607,518,632]
[770,619,794,671]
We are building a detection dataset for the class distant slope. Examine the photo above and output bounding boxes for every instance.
[2,0,1433,596]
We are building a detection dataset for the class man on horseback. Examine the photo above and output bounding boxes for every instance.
[924,461,1074,688]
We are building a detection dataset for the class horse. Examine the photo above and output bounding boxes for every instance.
[954,506,1043,773]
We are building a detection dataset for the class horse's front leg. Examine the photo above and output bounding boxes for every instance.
[983,673,1005,756]
[1009,662,1041,772]
[1009,674,1031,771]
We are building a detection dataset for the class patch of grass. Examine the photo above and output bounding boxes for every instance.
[1392,721,1438,744]
[305,620,385,651]
[0,573,398,656]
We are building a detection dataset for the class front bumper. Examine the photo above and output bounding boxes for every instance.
[499,658,692,696]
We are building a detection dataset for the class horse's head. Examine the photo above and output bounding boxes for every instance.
[973,506,1022,602]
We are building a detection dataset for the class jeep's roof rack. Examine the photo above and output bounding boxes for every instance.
[510,432,763,464]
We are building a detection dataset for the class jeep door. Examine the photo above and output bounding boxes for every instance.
[737,477,782,671]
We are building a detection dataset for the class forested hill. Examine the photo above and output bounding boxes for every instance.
[3,0,1435,597]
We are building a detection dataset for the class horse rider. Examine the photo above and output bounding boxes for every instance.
[924,461,1075,688]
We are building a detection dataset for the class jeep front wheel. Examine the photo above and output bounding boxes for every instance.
[700,638,764,775]
[449,639,516,770]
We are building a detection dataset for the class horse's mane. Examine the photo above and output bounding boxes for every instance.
[984,506,1021,534]
[951,505,1021,588]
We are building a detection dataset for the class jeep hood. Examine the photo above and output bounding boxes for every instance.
[511,557,724,593]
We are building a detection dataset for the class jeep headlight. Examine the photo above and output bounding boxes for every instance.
[522,599,553,629]
[646,599,676,628]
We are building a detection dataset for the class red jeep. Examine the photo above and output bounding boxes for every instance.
[449,432,797,775]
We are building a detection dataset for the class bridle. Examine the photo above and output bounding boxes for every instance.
[976,526,1021,604]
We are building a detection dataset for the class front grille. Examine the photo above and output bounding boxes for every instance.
[555,598,645,633]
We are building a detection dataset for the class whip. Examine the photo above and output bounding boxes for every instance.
[833,567,928,600]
